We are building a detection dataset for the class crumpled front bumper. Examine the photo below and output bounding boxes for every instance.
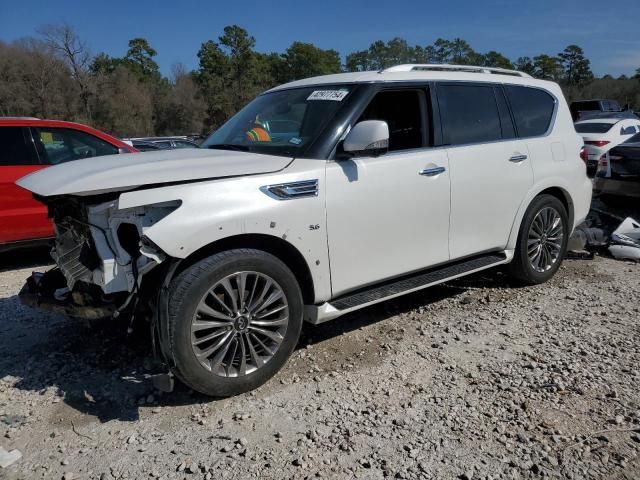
[19,271,117,320]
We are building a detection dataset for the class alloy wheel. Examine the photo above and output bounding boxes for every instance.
[190,271,289,377]
[527,207,564,273]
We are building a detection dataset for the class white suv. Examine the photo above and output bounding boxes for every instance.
[18,64,592,397]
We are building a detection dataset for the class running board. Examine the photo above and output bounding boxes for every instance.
[304,250,513,324]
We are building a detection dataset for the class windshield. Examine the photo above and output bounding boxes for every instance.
[575,122,615,134]
[202,86,352,157]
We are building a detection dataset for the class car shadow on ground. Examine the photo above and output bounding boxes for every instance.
[0,267,519,423]
[0,246,53,272]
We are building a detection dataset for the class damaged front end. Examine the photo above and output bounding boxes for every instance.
[19,195,180,322]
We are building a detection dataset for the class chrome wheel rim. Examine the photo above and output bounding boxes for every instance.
[527,207,564,273]
[191,271,288,377]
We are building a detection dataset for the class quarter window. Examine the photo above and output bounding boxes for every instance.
[438,84,503,145]
[0,127,40,166]
[32,127,118,165]
[505,86,555,138]
[621,125,636,135]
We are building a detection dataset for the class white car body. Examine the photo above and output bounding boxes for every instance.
[15,64,594,395]
[575,117,640,164]
[17,65,592,324]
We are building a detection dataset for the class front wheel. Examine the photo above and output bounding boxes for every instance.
[507,194,569,285]
[167,249,303,397]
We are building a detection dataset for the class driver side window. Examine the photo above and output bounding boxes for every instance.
[357,89,427,151]
[32,127,118,165]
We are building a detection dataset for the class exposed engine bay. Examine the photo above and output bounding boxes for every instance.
[20,194,180,321]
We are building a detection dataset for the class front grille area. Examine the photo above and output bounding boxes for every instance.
[51,223,99,289]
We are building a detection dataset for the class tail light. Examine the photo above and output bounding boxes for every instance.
[579,147,589,164]
[585,140,610,147]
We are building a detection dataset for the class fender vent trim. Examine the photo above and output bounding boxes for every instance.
[261,179,319,200]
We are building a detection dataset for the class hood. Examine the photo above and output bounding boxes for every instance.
[16,148,293,197]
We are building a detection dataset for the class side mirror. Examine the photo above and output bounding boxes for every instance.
[342,120,389,157]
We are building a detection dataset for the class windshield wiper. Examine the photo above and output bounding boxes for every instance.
[207,143,250,152]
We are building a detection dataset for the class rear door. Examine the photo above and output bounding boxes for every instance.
[437,82,533,259]
[0,126,51,244]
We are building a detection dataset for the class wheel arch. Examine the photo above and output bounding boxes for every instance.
[174,234,316,305]
[507,183,574,250]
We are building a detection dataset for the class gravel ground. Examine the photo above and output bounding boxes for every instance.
[0,249,639,480]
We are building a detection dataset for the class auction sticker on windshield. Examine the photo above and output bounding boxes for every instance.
[307,90,349,101]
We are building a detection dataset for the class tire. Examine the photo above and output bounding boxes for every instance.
[506,194,569,285]
[167,249,303,397]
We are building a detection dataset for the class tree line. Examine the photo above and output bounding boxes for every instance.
[1,24,639,138]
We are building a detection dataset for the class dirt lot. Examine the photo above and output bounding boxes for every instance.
[0,250,639,480]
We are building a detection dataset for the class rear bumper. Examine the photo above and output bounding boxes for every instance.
[19,271,116,320]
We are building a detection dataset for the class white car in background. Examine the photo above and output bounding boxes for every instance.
[575,117,640,174]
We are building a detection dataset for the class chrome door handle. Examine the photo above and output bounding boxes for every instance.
[419,166,446,176]
[509,154,528,162]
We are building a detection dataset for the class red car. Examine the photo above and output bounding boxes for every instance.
[0,118,137,252]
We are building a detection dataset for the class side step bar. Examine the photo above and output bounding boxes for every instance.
[304,250,513,324]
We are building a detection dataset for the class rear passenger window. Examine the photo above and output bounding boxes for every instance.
[437,84,502,145]
[0,127,39,166]
[621,125,636,135]
[505,86,556,138]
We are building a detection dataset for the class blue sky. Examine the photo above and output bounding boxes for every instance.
[2,0,639,77]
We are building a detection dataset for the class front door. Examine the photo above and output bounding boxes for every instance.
[0,126,50,244]
[326,88,451,296]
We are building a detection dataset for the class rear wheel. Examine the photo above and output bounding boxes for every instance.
[167,249,303,397]
[507,194,569,285]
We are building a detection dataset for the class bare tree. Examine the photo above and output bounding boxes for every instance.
[38,23,93,121]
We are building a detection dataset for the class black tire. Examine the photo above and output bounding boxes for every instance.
[167,249,303,397]
[507,194,569,285]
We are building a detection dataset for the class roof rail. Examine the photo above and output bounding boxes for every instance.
[381,64,532,78]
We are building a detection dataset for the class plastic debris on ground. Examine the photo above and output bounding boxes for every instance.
[609,217,640,260]
[567,198,640,262]
[0,447,22,468]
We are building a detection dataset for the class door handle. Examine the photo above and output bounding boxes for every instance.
[419,166,446,176]
[509,154,528,163]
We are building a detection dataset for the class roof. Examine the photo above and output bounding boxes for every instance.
[268,63,555,93]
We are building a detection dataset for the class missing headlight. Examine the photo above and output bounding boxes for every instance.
[117,223,141,258]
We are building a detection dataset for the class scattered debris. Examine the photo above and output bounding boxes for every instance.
[0,447,22,468]
[609,217,640,260]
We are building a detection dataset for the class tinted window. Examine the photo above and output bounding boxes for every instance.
[506,86,555,137]
[438,84,502,145]
[33,127,118,165]
[624,132,640,144]
[621,125,636,135]
[358,89,425,151]
[575,123,615,134]
[571,101,600,112]
[0,127,39,166]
